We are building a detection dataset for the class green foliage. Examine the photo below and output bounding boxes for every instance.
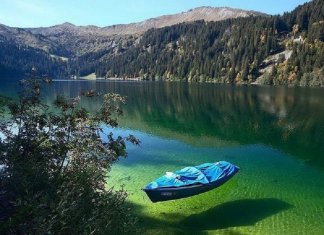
[0,73,139,234]
[271,39,324,86]
[0,95,8,116]
[299,68,324,86]
[0,44,69,80]
[282,0,324,35]
[98,17,281,83]
[96,0,323,85]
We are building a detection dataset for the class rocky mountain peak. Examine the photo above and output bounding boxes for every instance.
[22,6,266,37]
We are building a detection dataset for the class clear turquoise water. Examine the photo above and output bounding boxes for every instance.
[109,128,324,234]
[1,80,324,234]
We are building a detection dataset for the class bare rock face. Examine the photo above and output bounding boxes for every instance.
[103,6,265,35]
[0,24,58,52]
[26,6,266,37]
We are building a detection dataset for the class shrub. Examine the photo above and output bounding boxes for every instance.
[0,73,139,234]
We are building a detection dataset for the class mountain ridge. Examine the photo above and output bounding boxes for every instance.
[0,0,323,86]
[0,6,266,68]
[24,6,266,36]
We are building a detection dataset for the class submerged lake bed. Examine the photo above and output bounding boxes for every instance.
[1,80,324,234]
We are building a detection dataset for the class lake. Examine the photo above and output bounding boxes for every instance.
[1,80,324,234]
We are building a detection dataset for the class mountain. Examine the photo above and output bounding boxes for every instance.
[0,23,69,78]
[27,7,265,36]
[97,6,265,35]
[20,7,264,57]
[0,6,264,79]
[0,24,56,51]
[0,1,323,86]
[97,0,323,86]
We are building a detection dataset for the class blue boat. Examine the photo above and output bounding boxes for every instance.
[143,161,239,202]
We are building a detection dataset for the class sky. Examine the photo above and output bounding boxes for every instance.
[0,0,311,28]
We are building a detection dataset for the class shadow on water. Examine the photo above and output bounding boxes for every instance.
[179,198,293,231]
[130,198,293,234]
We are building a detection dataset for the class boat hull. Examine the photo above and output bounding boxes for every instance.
[143,167,238,202]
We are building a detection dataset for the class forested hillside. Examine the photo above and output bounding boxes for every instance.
[0,0,323,85]
[97,0,323,86]
[0,42,68,78]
